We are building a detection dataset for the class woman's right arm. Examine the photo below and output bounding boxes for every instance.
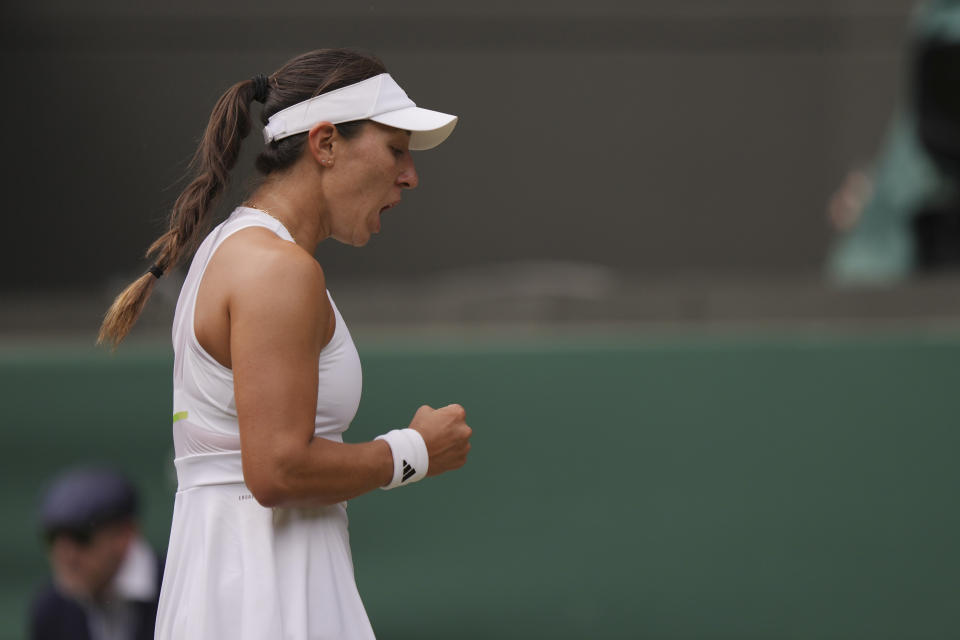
[227,240,471,507]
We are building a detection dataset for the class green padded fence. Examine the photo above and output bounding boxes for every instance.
[3,330,959,639]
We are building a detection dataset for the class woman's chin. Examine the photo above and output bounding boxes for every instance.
[350,232,372,247]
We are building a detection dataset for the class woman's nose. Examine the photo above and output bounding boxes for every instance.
[398,159,419,190]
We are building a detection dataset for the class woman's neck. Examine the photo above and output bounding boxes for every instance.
[245,168,330,253]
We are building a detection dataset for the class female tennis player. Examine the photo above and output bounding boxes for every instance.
[98,49,472,639]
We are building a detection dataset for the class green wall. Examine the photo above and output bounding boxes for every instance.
[3,331,959,639]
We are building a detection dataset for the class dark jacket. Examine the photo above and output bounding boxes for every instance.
[28,553,163,640]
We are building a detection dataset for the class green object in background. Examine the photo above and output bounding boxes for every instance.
[828,0,960,286]
[827,113,929,285]
[2,331,960,639]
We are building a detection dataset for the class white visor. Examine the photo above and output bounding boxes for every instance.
[262,73,457,151]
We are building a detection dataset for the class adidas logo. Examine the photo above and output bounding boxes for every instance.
[401,459,416,482]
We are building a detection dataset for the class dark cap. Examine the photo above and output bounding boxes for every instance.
[39,467,138,536]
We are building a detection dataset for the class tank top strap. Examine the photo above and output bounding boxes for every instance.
[220,207,295,244]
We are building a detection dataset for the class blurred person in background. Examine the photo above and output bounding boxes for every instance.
[29,468,162,640]
[827,0,960,284]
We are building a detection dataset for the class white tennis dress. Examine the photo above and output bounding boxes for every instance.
[155,207,375,640]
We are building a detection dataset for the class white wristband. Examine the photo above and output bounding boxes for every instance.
[375,429,429,490]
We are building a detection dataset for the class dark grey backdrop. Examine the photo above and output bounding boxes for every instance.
[0,0,915,296]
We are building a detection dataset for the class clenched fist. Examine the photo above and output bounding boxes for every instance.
[408,404,472,476]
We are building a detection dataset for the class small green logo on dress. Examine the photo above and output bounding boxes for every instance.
[172,411,189,423]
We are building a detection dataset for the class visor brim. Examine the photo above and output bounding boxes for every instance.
[370,106,458,151]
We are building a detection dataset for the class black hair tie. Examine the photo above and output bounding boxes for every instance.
[252,74,270,103]
[148,264,165,279]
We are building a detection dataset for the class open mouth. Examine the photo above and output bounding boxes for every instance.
[380,201,399,214]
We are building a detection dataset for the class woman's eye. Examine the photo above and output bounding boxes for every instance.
[390,147,403,158]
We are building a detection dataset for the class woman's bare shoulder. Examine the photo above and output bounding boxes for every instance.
[212,227,327,317]
[220,226,324,283]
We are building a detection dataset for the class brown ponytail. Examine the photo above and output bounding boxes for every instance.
[98,78,261,347]
[98,49,387,347]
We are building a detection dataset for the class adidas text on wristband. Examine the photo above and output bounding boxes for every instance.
[376,428,429,490]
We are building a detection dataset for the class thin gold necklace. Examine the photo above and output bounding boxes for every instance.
[244,202,295,242]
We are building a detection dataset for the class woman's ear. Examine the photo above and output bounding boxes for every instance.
[306,122,337,168]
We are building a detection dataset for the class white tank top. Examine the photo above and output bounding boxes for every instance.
[170,206,363,459]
